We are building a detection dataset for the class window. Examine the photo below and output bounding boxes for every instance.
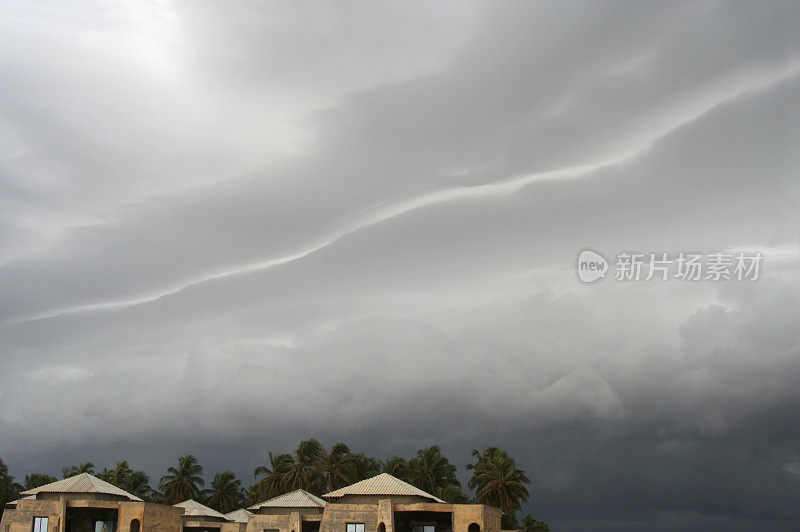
[346,524,365,532]
[33,518,48,532]
[412,526,434,532]
[95,521,115,532]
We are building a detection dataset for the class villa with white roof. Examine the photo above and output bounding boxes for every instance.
[2,473,500,532]
[0,474,182,532]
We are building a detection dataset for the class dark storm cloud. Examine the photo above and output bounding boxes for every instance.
[0,1,798,530]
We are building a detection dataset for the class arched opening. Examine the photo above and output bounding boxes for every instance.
[468,523,480,532]
[378,523,386,532]
[130,520,140,532]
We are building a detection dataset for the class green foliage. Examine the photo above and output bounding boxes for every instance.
[252,442,382,499]
[501,511,519,530]
[97,460,158,502]
[23,473,57,490]
[407,445,461,494]
[204,471,244,513]
[282,439,323,492]
[435,485,471,503]
[252,451,294,502]
[2,442,537,525]
[348,452,381,482]
[0,458,23,520]
[315,442,354,492]
[467,447,530,514]
[380,456,409,480]
[159,455,205,505]
[521,514,550,532]
[62,462,95,478]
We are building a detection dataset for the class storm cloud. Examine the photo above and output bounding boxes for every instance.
[0,1,798,530]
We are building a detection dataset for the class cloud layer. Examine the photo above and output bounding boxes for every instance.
[1,1,798,530]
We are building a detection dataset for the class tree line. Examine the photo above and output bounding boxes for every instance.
[0,440,548,531]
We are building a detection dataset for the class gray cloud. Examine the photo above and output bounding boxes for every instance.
[0,1,798,530]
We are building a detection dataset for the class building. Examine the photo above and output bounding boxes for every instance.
[3,473,500,532]
[173,500,242,532]
[246,489,325,532]
[0,474,182,532]
[222,511,252,526]
[245,474,500,532]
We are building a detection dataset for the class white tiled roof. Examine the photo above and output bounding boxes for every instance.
[174,499,230,520]
[323,473,444,502]
[6,495,34,506]
[224,509,254,523]
[20,473,142,501]
[248,489,327,510]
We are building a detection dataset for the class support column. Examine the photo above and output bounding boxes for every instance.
[376,499,393,532]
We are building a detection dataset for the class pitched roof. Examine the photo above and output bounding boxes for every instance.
[248,489,326,510]
[174,499,230,521]
[322,473,444,502]
[20,473,142,501]
[224,509,254,523]
[6,495,34,507]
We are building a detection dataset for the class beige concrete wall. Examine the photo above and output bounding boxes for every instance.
[479,506,500,532]
[1,498,62,532]
[328,497,428,506]
[375,500,392,532]
[245,513,292,532]
[116,502,145,532]
[317,504,378,532]
[1,508,18,532]
[38,496,124,505]
[180,517,238,532]
[250,509,322,517]
[248,501,497,532]
[0,497,181,532]
[451,505,482,532]
[142,501,183,532]
[219,522,242,532]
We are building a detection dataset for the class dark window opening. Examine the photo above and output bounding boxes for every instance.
[302,522,320,532]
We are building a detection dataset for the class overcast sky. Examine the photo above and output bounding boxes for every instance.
[0,1,798,530]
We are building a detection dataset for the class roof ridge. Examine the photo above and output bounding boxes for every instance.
[322,473,443,502]
[174,499,230,520]
[248,488,327,510]
[19,473,142,501]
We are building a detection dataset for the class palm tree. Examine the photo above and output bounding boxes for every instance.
[98,461,133,487]
[252,451,293,502]
[98,461,157,502]
[315,443,354,492]
[349,453,381,481]
[126,470,157,501]
[466,447,529,515]
[282,440,323,493]
[24,473,57,490]
[204,471,244,513]
[0,458,23,519]
[407,446,460,493]
[62,462,95,478]
[521,514,550,532]
[380,456,409,480]
[435,485,471,503]
[160,455,205,504]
